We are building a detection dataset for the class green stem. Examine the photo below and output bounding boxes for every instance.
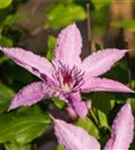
[89,109,99,126]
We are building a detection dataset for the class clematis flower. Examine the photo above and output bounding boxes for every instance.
[0,24,134,118]
[54,104,134,150]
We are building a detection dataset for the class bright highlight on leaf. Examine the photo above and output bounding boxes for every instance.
[0,106,50,144]
[45,2,86,29]
[0,0,12,9]
[0,23,134,119]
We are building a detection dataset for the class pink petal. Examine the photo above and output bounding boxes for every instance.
[1,47,54,79]
[54,24,82,67]
[9,82,55,110]
[67,92,88,118]
[54,119,100,150]
[81,49,128,77]
[66,100,91,119]
[81,77,134,93]
[104,104,134,150]
[66,107,78,120]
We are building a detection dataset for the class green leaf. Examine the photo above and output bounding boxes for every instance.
[46,36,56,61]
[45,2,86,29]
[94,42,103,50]
[0,106,51,144]
[0,13,19,37]
[52,98,66,109]
[4,143,31,150]
[75,117,100,139]
[128,80,135,91]
[0,35,13,47]
[57,144,65,150]
[3,14,19,26]
[0,83,14,114]
[103,62,128,84]
[0,56,9,65]
[91,108,111,131]
[90,92,115,115]
[0,0,12,9]
[127,98,135,112]
[111,19,135,32]
[91,5,109,37]
[92,0,110,10]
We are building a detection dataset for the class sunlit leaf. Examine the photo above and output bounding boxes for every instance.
[0,106,51,144]
[90,93,115,115]
[0,35,13,47]
[127,98,135,112]
[45,2,86,29]
[92,0,110,10]
[91,108,111,130]
[4,143,31,150]
[111,19,135,32]
[75,117,100,139]
[57,144,64,150]
[46,35,56,61]
[128,80,135,91]
[3,14,19,26]
[52,98,66,109]
[0,0,12,9]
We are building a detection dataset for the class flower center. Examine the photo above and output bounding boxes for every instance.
[53,63,84,93]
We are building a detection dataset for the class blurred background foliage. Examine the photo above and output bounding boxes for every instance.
[0,0,135,150]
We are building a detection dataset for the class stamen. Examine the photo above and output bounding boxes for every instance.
[52,62,84,93]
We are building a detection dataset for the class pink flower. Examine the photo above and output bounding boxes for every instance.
[0,24,134,118]
[54,104,134,150]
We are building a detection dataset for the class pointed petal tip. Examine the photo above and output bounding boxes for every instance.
[81,49,129,77]
[1,47,54,80]
[122,103,133,115]
[124,87,135,93]
[8,99,18,111]
[0,46,2,51]
[130,89,135,93]
[67,93,88,119]
[104,103,134,150]
[7,106,12,112]
[67,23,77,29]
[54,23,82,67]
[54,119,100,150]
[66,107,78,120]
[8,100,22,111]
[81,77,134,94]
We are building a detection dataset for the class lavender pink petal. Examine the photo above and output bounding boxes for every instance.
[81,49,128,77]
[54,24,82,67]
[104,104,134,150]
[1,47,54,79]
[81,77,134,93]
[67,92,88,118]
[9,82,54,110]
[54,119,100,150]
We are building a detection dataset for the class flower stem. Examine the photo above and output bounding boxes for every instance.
[125,39,132,81]
[86,3,92,53]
